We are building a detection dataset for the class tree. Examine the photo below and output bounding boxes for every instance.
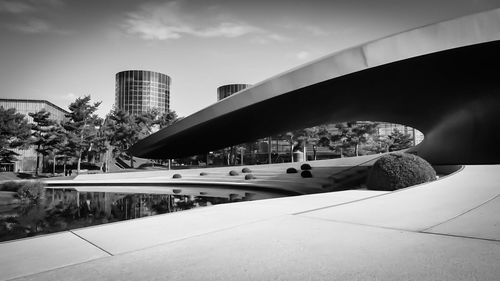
[50,123,71,175]
[388,128,414,152]
[329,122,379,157]
[62,95,102,174]
[155,110,179,130]
[103,109,180,169]
[104,108,162,168]
[0,107,31,166]
[28,109,58,175]
[367,128,415,153]
[93,123,110,172]
[104,109,137,168]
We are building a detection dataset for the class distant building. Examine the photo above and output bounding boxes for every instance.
[217,84,251,101]
[115,70,171,116]
[0,98,68,172]
[0,99,67,123]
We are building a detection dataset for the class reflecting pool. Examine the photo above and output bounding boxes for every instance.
[0,188,274,242]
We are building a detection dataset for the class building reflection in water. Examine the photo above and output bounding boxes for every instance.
[0,188,249,242]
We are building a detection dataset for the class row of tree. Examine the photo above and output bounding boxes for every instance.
[0,95,179,175]
[1,94,415,174]
[218,121,415,165]
[283,121,414,159]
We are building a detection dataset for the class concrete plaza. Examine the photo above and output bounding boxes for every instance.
[1,161,499,280]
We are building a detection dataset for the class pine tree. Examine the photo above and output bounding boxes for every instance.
[0,107,30,166]
[28,109,57,175]
[388,128,414,152]
[62,95,101,174]
[103,109,136,167]
[331,122,379,157]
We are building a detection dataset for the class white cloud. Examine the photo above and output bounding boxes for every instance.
[7,18,52,33]
[194,22,260,38]
[281,23,329,37]
[63,92,77,101]
[0,0,67,34]
[0,0,63,14]
[296,51,311,60]
[302,25,329,36]
[123,1,284,42]
[0,1,34,13]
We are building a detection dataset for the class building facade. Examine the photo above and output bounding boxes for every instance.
[0,99,68,172]
[115,70,171,116]
[217,84,251,101]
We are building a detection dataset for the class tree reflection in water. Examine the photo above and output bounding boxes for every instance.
[0,189,237,242]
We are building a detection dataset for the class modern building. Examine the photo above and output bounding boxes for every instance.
[0,98,68,172]
[115,70,171,116]
[215,84,423,163]
[217,84,251,101]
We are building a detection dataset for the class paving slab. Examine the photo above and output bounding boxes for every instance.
[0,232,109,281]
[11,215,500,281]
[299,165,500,231]
[72,190,385,255]
[425,195,500,241]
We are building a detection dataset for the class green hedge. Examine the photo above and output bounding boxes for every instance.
[367,153,436,191]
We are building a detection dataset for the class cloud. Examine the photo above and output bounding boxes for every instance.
[281,23,329,37]
[250,33,291,44]
[123,1,284,41]
[6,18,68,34]
[296,51,311,60]
[63,92,77,101]
[302,25,329,36]
[0,0,63,14]
[0,1,34,14]
[7,18,52,33]
[0,0,66,34]
[194,22,260,38]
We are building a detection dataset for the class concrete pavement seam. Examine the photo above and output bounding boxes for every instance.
[420,231,500,243]
[420,194,500,232]
[295,214,500,243]
[291,192,390,215]
[68,230,114,256]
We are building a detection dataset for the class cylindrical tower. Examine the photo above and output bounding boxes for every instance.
[217,84,251,101]
[115,70,171,116]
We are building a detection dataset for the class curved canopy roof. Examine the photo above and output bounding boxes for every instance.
[130,9,500,165]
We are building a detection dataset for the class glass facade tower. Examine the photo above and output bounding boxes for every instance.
[217,84,251,101]
[115,70,171,116]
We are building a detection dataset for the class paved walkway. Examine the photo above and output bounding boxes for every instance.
[0,163,499,280]
[45,154,381,196]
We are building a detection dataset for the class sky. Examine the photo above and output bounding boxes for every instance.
[1,0,499,118]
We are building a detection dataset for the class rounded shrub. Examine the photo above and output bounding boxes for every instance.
[301,170,313,178]
[286,167,298,174]
[245,174,256,180]
[300,163,312,170]
[367,153,436,191]
[229,170,239,176]
[172,174,182,179]
[241,167,252,173]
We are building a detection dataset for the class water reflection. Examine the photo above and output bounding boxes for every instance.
[0,189,242,242]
